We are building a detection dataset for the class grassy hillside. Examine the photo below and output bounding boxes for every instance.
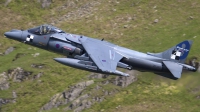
[0,0,200,112]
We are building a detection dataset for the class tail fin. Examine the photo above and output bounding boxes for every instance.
[147,40,193,63]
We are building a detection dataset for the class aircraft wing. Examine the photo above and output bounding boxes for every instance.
[79,36,129,76]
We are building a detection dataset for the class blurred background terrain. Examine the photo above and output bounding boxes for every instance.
[0,0,200,112]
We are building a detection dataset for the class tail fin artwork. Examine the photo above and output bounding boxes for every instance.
[148,40,194,79]
[148,40,193,63]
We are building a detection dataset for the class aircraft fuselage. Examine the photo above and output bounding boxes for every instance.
[4,25,196,80]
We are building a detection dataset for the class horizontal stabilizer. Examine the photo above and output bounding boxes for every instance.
[163,61,183,79]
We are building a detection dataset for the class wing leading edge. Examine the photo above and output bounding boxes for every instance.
[79,36,129,76]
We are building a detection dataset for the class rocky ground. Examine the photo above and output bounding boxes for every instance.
[0,65,137,112]
[0,56,199,111]
[0,58,199,111]
[49,0,102,27]
[0,67,43,108]
[39,71,137,112]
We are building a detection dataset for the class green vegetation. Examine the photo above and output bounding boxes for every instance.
[0,0,200,112]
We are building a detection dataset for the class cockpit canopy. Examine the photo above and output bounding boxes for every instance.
[28,24,64,35]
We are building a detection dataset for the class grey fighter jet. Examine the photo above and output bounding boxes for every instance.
[4,24,196,80]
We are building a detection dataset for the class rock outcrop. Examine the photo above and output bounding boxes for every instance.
[4,0,12,6]
[0,72,9,90]
[38,0,53,8]
[12,53,26,61]
[112,71,137,87]
[0,98,16,107]
[32,53,40,57]
[0,67,43,90]
[50,1,101,26]
[188,57,199,71]
[7,67,33,82]
[31,63,45,69]
[0,67,43,108]
[184,57,200,73]
[40,80,94,111]
[39,70,137,112]
[4,47,14,55]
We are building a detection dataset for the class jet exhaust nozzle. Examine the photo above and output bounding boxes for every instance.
[181,63,197,72]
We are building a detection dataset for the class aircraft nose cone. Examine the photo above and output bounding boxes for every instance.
[4,31,22,41]
[4,32,11,37]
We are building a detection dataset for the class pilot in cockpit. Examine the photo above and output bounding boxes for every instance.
[28,24,63,35]
[40,25,48,34]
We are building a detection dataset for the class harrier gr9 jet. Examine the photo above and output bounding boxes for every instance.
[4,24,196,80]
